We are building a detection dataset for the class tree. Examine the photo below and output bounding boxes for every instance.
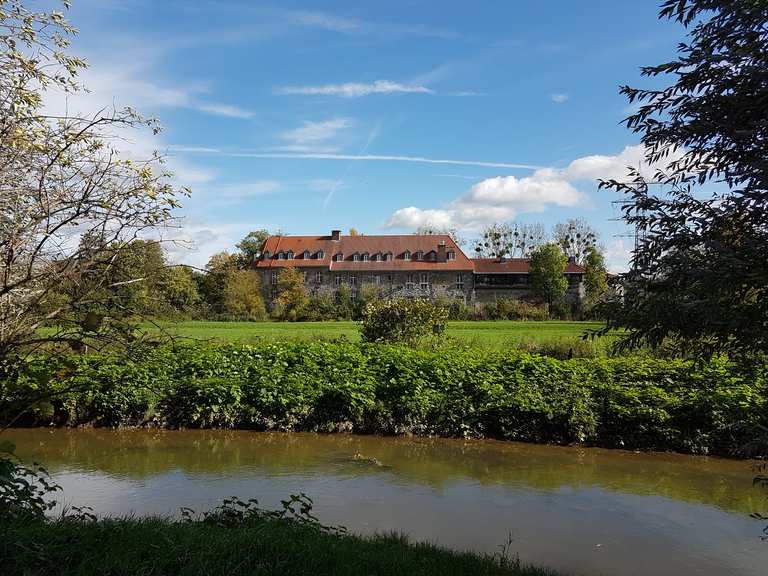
[415,224,466,247]
[582,247,608,311]
[529,243,568,310]
[0,1,185,361]
[553,218,599,264]
[597,0,768,357]
[359,299,448,344]
[235,230,270,268]
[161,266,201,316]
[274,267,309,321]
[222,270,266,320]
[348,228,361,236]
[197,253,239,315]
[473,222,546,259]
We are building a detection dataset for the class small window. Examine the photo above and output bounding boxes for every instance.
[315,271,322,283]
[415,250,423,261]
[335,253,344,262]
[316,250,324,259]
[403,250,411,260]
[278,252,285,260]
[287,251,294,260]
[334,276,342,286]
[353,253,360,262]
[387,275,393,283]
[270,272,277,285]
[447,250,456,260]
[271,288,277,299]
[350,276,357,286]
[455,274,464,290]
[374,275,381,285]
[374,253,381,262]
[406,274,414,289]
[420,273,429,290]
[385,252,392,261]
[362,253,369,262]
[263,251,271,259]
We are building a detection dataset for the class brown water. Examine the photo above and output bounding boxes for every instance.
[8,428,766,576]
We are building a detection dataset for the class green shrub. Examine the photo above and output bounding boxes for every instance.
[2,343,765,456]
[359,299,448,344]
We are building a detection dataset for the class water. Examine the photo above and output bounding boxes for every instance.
[7,428,766,576]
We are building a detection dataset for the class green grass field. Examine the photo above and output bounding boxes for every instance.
[157,320,607,351]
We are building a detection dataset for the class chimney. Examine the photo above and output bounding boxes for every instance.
[437,240,446,263]
[331,229,341,241]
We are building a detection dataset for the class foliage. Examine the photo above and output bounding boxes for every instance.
[0,441,59,522]
[235,230,271,268]
[222,270,267,321]
[3,343,765,456]
[552,218,599,265]
[473,223,546,259]
[415,224,466,246]
[597,0,768,358]
[475,299,549,322]
[360,299,448,344]
[274,267,310,321]
[0,1,186,360]
[528,244,568,309]
[582,247,608,312]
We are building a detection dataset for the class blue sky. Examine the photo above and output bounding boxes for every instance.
[59,0,682,270]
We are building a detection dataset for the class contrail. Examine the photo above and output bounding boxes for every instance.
[168,147,541,170]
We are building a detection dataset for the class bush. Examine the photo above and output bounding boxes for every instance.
[479,299,549,321]
[2,343,766,456]
[359,299,448,344]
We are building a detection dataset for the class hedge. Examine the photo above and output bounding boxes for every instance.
[2,342,766,456]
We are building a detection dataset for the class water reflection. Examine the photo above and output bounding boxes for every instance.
[8,429,765,576]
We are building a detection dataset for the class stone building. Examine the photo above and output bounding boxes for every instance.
[253,230,585,305]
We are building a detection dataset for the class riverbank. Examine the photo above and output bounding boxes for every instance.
[3,341,766,456]
[2,514,559,576]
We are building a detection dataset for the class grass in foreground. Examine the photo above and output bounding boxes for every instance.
[2,515,561,576]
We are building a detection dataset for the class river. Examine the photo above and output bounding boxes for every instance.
[7,428,765,576]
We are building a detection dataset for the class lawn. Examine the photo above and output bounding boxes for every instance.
[157,320,606,350]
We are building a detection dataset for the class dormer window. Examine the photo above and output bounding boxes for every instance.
[361,253,369,262]
[334,253,344,262]
[263,251,271,260]
[447,250,456,260]
[353,253,360,262]
[374,253,381,262]
[303,250,311,259]
[384,252,392,261]
[316,250,324,259]
[415,250,423,261]
[403,250,411,260]
[278,252,286,260]
[286,250,294,260]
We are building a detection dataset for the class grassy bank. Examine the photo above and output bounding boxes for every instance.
[4,342,766,456]
[1,514,558,576]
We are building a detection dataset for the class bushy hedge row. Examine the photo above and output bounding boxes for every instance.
[2,342,766,456]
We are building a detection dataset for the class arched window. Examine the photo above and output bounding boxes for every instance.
[361,253,369,261]
[403,250,411,260]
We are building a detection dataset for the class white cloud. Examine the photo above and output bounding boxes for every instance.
[550,93,569,104]
[280,118,352,144]
[385,145,679,231]
[604,238,633,273]
[194,103,254,119]
[275,80,433,98]
[285,10,362,32]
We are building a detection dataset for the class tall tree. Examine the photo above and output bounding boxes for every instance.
[222,270,266,320]
[598,0,768,357]
[529,243,568,310]
[415,224,466,247]
[553,218,599,264]
[473,222,546,259]
[582,247,608,311]
[274,267,309,321]
[0,1,184,360]
[198,252,239,315]
[235,230,270,268]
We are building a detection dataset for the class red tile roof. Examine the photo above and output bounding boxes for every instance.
[255,234,474,271]
[472,258,585,274]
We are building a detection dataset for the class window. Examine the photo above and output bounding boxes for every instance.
[287,251,294,260]
[349,275,357,286]
[387,275,393,283]
[334,276,342,286]
[271,272,277,284]
[271,289,277,299]
[263,251,271,259]
[447,250,456,260]
[316,250,324,259]
[374,275,381,285]
[315,271,322,283]
[420,273,429,290]
[403,250,411,260]
[415,250,423,261]
[351,289,358,300]
[362,253,369,261]
[334,253,344,262]
[374,253,381,262]
[406,274,414,289]
[353,253,360,262]
[455,274,464,290]
[278,252,285,260]
[303,250,311,259]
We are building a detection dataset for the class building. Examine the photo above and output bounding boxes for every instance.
[254,230,585,305]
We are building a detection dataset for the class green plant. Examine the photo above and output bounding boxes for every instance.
[360,299,448,345]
